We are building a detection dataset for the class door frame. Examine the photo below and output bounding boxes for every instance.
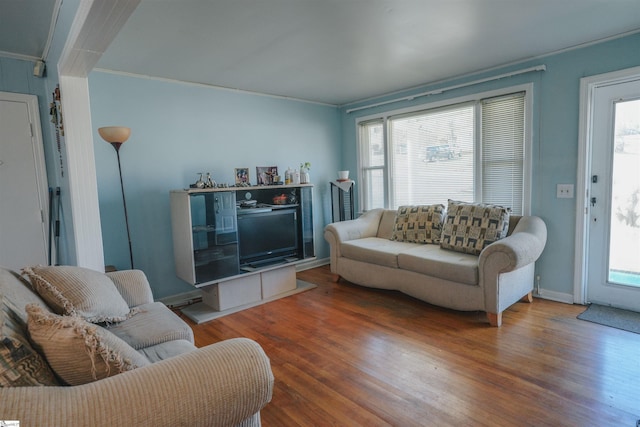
[0,91,51,264]
[574,66,640,304]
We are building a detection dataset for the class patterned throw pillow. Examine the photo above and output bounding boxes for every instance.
[440,200,511,255]
[26,304,151,386]
[391,204,446,244]
[0,298,58,387]
[22,265,135,323]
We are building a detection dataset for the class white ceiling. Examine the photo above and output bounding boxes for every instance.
[2,0,640,105]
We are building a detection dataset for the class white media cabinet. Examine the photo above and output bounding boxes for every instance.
[170,184,315,323]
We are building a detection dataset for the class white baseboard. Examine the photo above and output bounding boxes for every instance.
[534,288,575,305]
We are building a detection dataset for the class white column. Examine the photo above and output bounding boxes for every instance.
[56,0,141,271]
[58,75,105,270]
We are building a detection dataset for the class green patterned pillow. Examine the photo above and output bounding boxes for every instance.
[440,200,511,255]
[391,204,446,244]
[1,297,58,387]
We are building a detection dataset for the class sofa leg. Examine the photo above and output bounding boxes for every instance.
[520,292,533,303]
[487,312,502,327]
[332,274,341,283]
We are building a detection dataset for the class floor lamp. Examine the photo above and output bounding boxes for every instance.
[98,126,134,270]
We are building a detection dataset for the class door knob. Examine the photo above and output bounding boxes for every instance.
[591,197,597,206]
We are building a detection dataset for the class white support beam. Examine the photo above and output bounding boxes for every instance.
[59,0,141,77]
[58,75,104,270]
[57,0,140,270]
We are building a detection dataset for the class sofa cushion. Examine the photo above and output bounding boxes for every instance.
[22,265,135,323]
[391,204,445,244]
[341,237,419,268]
[26,304,150,386]
[440,200,511,255]
[138,339,197,363]
[106,302,194,349]
[398,245,479,285]
[1,298,59,386]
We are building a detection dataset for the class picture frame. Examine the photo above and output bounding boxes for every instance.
[235,168,250,185]
[256,166,278,185]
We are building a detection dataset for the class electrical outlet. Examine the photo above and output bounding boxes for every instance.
[556,184,574,198]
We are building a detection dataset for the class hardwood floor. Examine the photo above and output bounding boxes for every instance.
[182,266,640,426]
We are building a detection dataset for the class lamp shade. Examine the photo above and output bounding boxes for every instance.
[98,126,131,143]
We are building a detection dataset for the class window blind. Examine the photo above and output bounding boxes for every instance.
[389,104,474,208]
[481,92,525,213]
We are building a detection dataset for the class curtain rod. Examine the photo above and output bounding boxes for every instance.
[346,64,546,114]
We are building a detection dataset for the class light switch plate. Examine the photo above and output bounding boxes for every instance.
[557,184,574,198]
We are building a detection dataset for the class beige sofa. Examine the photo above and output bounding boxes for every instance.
[0,267,273,427]
[324,208,547,326]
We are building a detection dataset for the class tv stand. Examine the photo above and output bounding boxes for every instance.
[170,184,315,323]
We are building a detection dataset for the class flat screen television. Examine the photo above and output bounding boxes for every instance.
[237,208,298,266]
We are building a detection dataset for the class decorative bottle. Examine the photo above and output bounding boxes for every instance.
[300,169,310,184]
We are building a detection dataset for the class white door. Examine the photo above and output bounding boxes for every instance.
[587,78,640,310]
[0,92,50,271]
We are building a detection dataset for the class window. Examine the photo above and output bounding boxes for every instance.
[358,119,385,209]
[357,87,530,214]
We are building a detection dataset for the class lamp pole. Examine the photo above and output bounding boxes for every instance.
[98,126,134,271]
[110,142,134,270]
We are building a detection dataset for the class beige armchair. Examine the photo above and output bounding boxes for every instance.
[0,267,274,426]
[0,337,273,426]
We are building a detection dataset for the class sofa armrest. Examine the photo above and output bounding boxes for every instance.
[479,216,547,272]
[0,338,274,427]
[324,208,383,245]
[106,269,155,307]
[324,209,384,272]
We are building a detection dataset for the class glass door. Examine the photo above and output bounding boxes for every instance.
[190,192,239,284]
[587,78,640,310]
[608,98,640,287]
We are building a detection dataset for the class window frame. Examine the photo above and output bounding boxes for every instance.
[355,83,534,215]
[357,118,388,209]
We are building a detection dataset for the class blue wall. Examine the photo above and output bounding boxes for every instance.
[88,72,341,298]
[0,0,80,267]
[339,33,640,299]
[40,0,81,266]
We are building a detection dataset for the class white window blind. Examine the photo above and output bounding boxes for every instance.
[389,104,474,208]
[481,93,525,213]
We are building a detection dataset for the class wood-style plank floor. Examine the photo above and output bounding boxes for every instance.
[182,265,640,426]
